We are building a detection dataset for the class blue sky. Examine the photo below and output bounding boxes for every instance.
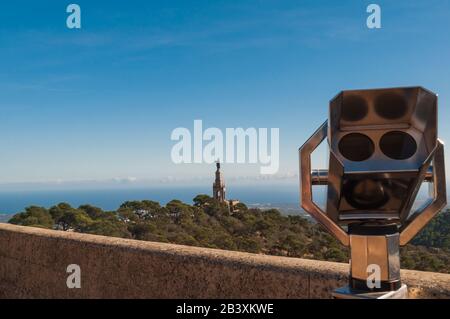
[0,0,449,188]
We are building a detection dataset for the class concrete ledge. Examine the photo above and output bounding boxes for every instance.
[0,223,449,299]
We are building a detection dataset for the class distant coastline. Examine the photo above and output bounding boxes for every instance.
[0,184,303,216]
[0,214,13,222]
[0,184,439,218]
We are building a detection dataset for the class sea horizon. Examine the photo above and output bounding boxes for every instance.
[0,181,438,219]
[0,182,309,216]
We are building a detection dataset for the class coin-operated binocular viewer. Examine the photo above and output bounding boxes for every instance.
[299,87,446,298]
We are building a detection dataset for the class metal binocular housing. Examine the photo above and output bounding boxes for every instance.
[299,87,446,298]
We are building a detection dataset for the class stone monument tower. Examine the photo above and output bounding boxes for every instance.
[213,161,226,202]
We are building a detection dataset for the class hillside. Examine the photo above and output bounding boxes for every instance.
[8,195,450,273]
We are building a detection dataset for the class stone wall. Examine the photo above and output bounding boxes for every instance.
[0,223,449,299]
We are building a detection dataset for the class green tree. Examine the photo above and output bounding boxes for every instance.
[49,203,93,231]
[9,206,54,229]
[412,209,450,249]
[128,222,156,240]
[60,210,93,231]
[86,219,131,238]
[117,207,140,223]
[78,204,104,220]
[49,202,72,221]
[119,200,162,219]
[193,194,212,207]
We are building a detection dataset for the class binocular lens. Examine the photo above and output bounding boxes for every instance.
[375,92,408,120]
[341,95,368,121]
[338,133,374,161]
[344,179,389,210]
[380,131,417,160]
